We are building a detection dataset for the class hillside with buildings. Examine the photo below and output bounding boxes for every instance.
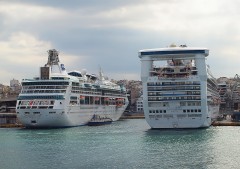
[2,76,240,126]
[2,76,240,114]
[217,75,240,113]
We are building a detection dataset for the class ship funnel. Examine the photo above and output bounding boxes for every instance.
[47,49,59,65]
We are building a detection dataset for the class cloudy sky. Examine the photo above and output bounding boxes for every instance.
[0,0,240,85]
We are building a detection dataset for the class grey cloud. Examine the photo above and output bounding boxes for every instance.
[8,0,146,11]
[1,0,240,85]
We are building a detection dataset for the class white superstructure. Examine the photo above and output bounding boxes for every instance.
[16,49,128,128]
[139,45,220,128]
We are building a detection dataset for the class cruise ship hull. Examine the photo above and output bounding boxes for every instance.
[144,111,211,129]
[17,105,127,128]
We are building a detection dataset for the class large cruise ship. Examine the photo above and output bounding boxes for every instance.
[16,49,128,128]
[139,44,220,129]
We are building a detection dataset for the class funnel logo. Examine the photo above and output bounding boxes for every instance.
[61,64,65,71]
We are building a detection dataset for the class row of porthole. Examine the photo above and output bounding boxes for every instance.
[16,106,54,109]
[18,112,57,114]
[183,109,201,113]
[149,110,167,113]
[149,109,202,114]
[147,81,200,86]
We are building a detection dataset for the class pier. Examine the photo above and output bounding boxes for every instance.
[212,121,240,126]
[0,95,20,127]
[120,113,240,127]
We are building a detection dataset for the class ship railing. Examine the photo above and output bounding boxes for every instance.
[104,93,125,97]
[157,75,190,80]
[23,86,67,90]
[148,86,200,90]
[148,97,201,101]
[21,90,66,94]
[79,91,102,95]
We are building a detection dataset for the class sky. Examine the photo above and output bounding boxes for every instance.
[0,0,240,85]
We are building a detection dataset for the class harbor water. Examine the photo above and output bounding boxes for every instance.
[1,119,240,169]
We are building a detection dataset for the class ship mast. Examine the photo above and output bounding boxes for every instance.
[99,67,105,81]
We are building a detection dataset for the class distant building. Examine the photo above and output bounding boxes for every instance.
[136,95,143,113]
[116,80,142,112]
[10,79,21,94]
[217,75,240,112]
[217,77,229,83]
[218,82,229,112]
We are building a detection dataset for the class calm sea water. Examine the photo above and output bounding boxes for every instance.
[1,119,240,169]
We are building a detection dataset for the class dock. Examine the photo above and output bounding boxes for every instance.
[212,121,240,126]
[1,113,240,128]
[121,114,240,126]
[0,123,23,128]
[120,113,145,119]
[120,115,145,119]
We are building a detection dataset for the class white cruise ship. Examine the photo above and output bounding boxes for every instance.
[139,44,220,129]
[16,49,128,128]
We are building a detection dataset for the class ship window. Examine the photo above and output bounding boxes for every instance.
[153,110,155,113]
[33,112,40,114]
[180,102,186,106]
[149,115,155,118]
[163,110,166,113]
[195,109,198,112]
[187,110,190,112]
[22,81,69,86]
[39,106,48,109]
[24,112,30,114]
[191,110,193,112]
[31,120,37,124]
[183,110,186,113]
[70,96,77,100]
[160,110,162,113]
[193,81,200,85]
[18,95,65,100]
[70,100,77,104]
[156,110,159,113]
[149,110,152,113]
[147,82,155,86]
[198,109,201,112]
